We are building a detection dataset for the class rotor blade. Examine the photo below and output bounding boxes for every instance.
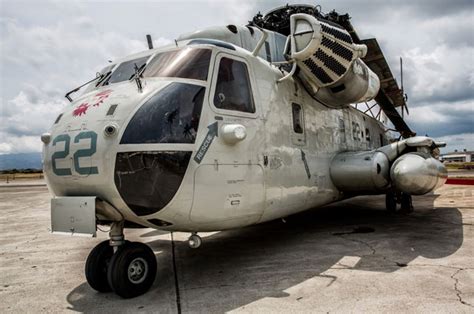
[375,90,415,138]
[360,38,415,137]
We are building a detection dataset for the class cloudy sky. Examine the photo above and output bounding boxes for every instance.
[1,0,473,154]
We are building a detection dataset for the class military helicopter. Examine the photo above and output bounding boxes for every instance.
[41,4,447,298]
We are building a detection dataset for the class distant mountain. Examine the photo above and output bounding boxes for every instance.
[0,152,43,170]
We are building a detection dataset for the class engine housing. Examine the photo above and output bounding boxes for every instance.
[289,13,380,108]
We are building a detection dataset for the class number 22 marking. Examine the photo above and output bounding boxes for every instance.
[52,131,98,176]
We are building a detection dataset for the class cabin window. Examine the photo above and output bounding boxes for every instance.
[365,128,371,142]
[213,57,255,113]
[143,48,211,81]
[339,118,346,143]
[104,56,149,85]
[352,122,361,141]
[274,33,288,62]
[264,41,271,62]
[121,83,205,144]
[292,103,304,134]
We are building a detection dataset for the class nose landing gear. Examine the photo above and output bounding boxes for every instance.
[107,242,157,298]
[85,221,157,298]
[85,240,114,292]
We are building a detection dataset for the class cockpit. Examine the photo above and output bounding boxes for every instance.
[78,45,256,146]
[79,47,213,145]
[47,32,273,218]
[102,44,256,216]
[83,47,211,93]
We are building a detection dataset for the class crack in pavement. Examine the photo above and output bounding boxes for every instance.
[170,232,182,314]
[333,233,474,309]
[335,234,376,256]
[451,268,474,308]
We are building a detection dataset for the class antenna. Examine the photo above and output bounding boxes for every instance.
[146,34,153,50]
[400,57,409,117]
[400,57,403,93]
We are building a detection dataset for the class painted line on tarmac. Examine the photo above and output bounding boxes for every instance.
[446,178,474,185]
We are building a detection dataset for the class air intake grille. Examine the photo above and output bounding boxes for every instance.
[314,49,346,76]
[291,15,360,88]
[320,23,353,44]
[302,58,333,84]
[321,36,353,61]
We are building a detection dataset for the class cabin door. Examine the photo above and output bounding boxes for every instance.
[190,52,265,224]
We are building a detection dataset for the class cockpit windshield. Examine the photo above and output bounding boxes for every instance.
[142,48,211,81]
[103,56,149,85]
[83,56,149,93]
[121,82,205,144]
[83,48,210,95]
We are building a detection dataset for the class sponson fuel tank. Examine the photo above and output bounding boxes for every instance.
[330,147,447,196]
[330,151,390,193]
[390,153,447,195]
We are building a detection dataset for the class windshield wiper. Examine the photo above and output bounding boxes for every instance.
[65,73,105,102]
[132,63,146,93]
[129,63,147,80]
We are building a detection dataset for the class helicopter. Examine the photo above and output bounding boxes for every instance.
[41,4,447,298]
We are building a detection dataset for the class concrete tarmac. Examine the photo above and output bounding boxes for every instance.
[0,184,473,313]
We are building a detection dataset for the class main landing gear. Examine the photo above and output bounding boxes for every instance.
[188,232,202,249]
[85,221,157,298]
[386,190,414,214]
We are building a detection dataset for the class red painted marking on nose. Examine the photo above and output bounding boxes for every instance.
[73,103,90,116]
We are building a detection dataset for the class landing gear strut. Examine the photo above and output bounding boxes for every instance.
[85,221,157,298]
[400,192,414,213]
[385,190,414,213]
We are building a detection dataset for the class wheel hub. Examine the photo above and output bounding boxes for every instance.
[127,257,148,284]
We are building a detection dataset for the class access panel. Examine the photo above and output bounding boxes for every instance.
[191,164,264,223]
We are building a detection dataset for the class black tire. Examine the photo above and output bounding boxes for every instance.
[400,193,414,213]
[107,242,157,298]
[85,240,114,292]
[386,190,397,212]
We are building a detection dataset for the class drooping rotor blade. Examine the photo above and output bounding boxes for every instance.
[361,38,415,137]
[374,86,415,138]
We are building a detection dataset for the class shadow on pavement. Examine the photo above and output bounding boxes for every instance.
[167,194,463,311]
[66,193,464,312]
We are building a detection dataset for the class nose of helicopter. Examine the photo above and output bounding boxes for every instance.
[42,81,171,198]
[43,79,204,218]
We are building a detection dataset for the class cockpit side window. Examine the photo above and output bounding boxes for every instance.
[143,48,211,81]
[213,57,255,113]
[103,56,149,85]
[121,83,205,144]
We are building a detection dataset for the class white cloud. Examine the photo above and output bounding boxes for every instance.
[402,45,474,103]
[0,0,473,154]
[0,6,171,154]
[407,99,474,123]
[0,133,42,154]
[407,105,448,124]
